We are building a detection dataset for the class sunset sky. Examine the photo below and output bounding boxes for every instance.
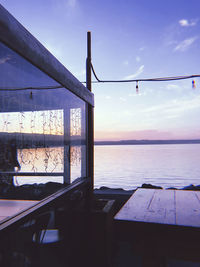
[1,0,200,141]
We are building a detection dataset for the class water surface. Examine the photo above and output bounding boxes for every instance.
[94,144,200,190]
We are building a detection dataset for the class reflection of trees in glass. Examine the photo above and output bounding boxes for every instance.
[2,113,11,132]
[0,110,64,134]
[0,109,83,175]
[18,148,64,173]
[70,146,81,166]
[0,110,64,173]
[70,108,81,136]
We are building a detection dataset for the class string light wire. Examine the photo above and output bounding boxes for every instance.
[0,63,199,91]
[89,62,200,84]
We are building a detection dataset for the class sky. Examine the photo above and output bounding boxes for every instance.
[1,0,200,141]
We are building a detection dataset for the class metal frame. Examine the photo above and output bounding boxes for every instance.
[0,5,94,107]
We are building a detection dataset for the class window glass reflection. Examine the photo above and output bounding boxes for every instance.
[0,41,87,199]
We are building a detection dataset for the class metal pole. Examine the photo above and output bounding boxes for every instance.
[86,31,94,197]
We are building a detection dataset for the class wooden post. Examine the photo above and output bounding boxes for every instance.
[86,32,92,92]
[63,108,70,184]
[86,31,94,198]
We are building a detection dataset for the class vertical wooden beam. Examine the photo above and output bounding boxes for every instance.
[86,32,92,92]
[86,31,94,194]
[63,108,70,184]
[81,107,87,178]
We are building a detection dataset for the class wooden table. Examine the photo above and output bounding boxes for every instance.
[0,199,39,223]
[114,189,200,266]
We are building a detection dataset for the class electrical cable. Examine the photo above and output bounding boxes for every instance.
[0,85,63,91]
[0,63,199,90]
[89,62,200,83]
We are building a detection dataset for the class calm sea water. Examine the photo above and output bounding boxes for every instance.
[15,144,200,190]
[94,144,200,190]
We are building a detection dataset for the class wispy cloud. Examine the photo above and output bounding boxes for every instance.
[179,19,198,27]
[174,37,198,52]
[51,0,79,15]
[142,95,200,119]
[67,0,77,8]
[74,69,86,78]
[123,60,129,66]
[43,41,63,59]
[166,84,180,90]
[95,129,174,141]
[165,84,182,92]
[119,97,126,102]
[129,91,147,97]
[136,56,141,62]
[124,65,144,79]
[128,93,137,97]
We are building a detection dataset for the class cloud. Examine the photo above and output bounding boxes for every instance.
[179,19,198,27]
[43,41,63,59]
[174,37,198,52]
[166,84,181,91]
[67,0,77,8]
[123,60,129,65]
[94,129,174,141]
[128,91,147,97]
[136,56,141,62]
[128,93,137,97]
[142,95,200,119]
[124,65,144,79]
[74,69,86,78]
[119,97,126,102]
[51,0,79,15]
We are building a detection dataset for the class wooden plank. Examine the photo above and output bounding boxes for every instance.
[175,190,200,227]
[115,189,176,225]
[114,189,156,222]
[143,189,176,225]
[0,216,7,221]
[0,172,64,176]
[0,199,38,217]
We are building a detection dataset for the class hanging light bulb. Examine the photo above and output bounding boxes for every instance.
[192,80,196,89]
[136,81,139,94]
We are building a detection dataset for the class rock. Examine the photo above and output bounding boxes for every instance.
[166,187,177,190]
[182,184,200,191]
[141,183,163,189]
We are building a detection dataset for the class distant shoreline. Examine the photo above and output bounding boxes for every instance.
[94,139,200,146]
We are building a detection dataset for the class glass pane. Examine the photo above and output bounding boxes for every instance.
[0,41,87,199]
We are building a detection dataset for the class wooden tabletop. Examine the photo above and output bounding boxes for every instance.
[115,188,200,228]
[0,199,39,222]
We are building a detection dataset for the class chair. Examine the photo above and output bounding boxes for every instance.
[9,210,64,267]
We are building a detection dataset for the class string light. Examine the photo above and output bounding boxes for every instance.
[192,80,196,89]
[136,81,139,94]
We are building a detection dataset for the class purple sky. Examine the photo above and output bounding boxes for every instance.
[1,0,200,140]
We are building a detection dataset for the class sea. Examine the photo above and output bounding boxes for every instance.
[15,144,200,190]
[94,143,200,190]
